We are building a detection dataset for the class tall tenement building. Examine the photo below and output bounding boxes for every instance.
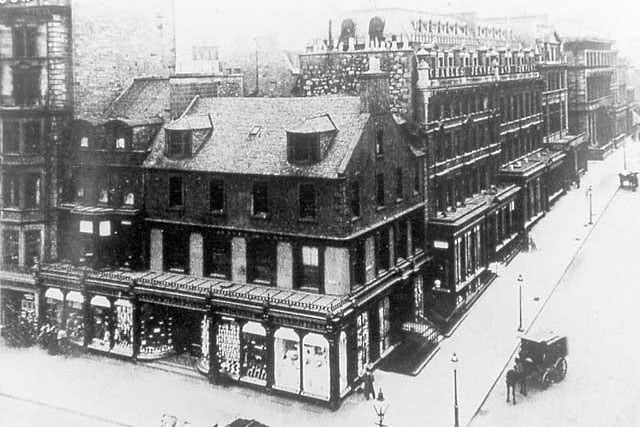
[0,4,635,409]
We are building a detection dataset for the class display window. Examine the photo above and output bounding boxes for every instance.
[241,321,268,385]
[339,331,348,394]
[302,333,330,400]
[196,314,210,373]
[89,295,113,351]
[112,299,133,356]
[378,297,391,356]
[274,327,300,392]
[216,317,240,379]
[356,311,369,376]
[64,291,85,345]
[414,275,424,318]
[44,288,64,327]
[139,304,173,359]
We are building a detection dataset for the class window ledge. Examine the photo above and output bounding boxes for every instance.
[298,286,320,294]
[250,279,273,286]
[207,273,230,280]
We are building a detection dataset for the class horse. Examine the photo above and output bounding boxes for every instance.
[505,368,521,405]
[369,16,385,48]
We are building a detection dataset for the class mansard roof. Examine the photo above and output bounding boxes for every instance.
[144,96,371,179]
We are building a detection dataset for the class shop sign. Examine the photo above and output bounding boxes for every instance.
[433,240,449,250]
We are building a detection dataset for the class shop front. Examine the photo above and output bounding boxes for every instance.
[111,298,134,356]
[240,321,268,385]
[273,327,301,393]
[44,288,64,327]
[138,303,174,360]
[216,316,241,380]
[88,295,114,352]
[301,333,330,400]
[0,286,37,346]
[64,291,85,346]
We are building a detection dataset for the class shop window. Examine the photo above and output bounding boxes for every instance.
[299,183,316,220]
[288,133,319,163]
[339,331,348,393]
[205,236,231,278]
[2,230,19,267]
[413,275,425,318]
[80,136,89,148]
[375,130,384,157]
[79,220,93,234]
[115,137,126,150]
[302,333,330,399]
[378,297,391,355]
[2,121,19,153]
[356,311,370,376]
[24,230,41,267]
[216,318,241,379]
[166,130,191,158]
[252,181,268,217]
[395,168,403,201]
[2,174,19,207]
[88,296,113,351]
[248,237,275,284]
[298,245,320,290]
[65,292,85,345]
[13,66,40,106]
[76,186,85,203]
[24,174,41,209]
[168,176,183,208]
[274,327,301,392]
[241,322,268,384]
[99,221,111,237]
[12,27,38,58]
[376,173,385,207]
[123,192,135,206]
[349,180,360,218]
[24,121,41,154]
[98,188,109,204]
[113,299,133,355]
[209,179,224,213]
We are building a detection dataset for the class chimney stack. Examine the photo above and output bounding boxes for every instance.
[360,56,389,115]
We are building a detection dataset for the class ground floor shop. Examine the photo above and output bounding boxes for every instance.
[0,280,38,345]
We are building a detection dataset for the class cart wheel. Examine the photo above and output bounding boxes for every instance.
[554,357,568,382]
[542,369,553,389]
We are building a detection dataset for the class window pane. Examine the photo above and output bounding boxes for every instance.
[350,180,360,218]
[249,238,275,283]
[252,182,268,215]
[24,175,40,208]
[2,175,19,206]
[79,220,93,234]
[24,121,41,154]
[299,184,316,219]
[2,230,19,266]
[2,121,19,153]
[24,230,41,267]
[302,246,319,266]
[375,130,384,156]
[99,221,111,237]
[209,179,224,211]
[396,168,403,199]
[169,176,183,207]
[376,173,385,206]
[206,236,231,278]
[300,246,320,288]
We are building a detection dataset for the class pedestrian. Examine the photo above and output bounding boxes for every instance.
[363,365,376,400]
[48,326,59,355]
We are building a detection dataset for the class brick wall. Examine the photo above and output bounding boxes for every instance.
[71,0,175,119]
[299,49,416,120]
[47,12,71,108]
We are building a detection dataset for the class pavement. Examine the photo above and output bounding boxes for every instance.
[0,139,637,427]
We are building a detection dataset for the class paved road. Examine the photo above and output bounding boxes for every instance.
[470,179,640,427]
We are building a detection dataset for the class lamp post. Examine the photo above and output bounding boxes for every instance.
[373,387,389,427]
[587,185,593,225]
[451,353,460,427]
[517,274,524,332]
[624,141,628,170]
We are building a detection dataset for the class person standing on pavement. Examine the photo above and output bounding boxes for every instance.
[363,365,376,400]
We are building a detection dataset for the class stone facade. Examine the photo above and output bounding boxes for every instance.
[299,49,415,120]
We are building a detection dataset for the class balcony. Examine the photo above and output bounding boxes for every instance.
[426,64,539,87]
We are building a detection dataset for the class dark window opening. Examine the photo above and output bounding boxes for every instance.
[209,179,224,213]
[168,176,183,208]
[163,228,189,273]
[24,230,41,267]
[299,183,316,220]
[349,180,360,218]
[411,215,424,254]
[397,221,408,260]
[396,168,403,200]
[375,130,384,157]
[376,173,385,207]
[13,66,40,106]
[24,174,40,209]
[204,235,231,278]
[2,230,19,267]
[24,121,41,154]
[12,27,37,58]
[252,181,269,216]
[2,174,19,207]
[298,245,321,289]
[376,230,390,274]
[353,239,366,286]
[166,130,191,158]
[414,162,421,194]
[248,237,276,284]
[2,121,19,153]
[289,134,319,163]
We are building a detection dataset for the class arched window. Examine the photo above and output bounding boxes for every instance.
[302,333,330,399]
[274,327,301,392]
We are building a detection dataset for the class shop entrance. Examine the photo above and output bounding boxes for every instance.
[0,289,36,346]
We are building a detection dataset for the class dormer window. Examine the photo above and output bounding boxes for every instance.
[116,137,126,149]
[80,136,89,148]
[289,133,320,163]
[167,130,191,158]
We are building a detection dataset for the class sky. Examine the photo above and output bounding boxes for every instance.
[175,0,640,65]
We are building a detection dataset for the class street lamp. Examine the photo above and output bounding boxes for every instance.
[373,387,389,427]
[517,274,524,332]
[451,353,460,427]
[586,185,593,225]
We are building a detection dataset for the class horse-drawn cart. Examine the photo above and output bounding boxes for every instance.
[618,171,639,191]
[515,331,568,390]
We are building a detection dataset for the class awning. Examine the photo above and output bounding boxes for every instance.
[303,333,328,347]
[90,295,111,308]
[44,288,64,301]
[66,291,84,304]
[114,298,132,307]
[242,321,266,336]
[274,327,299,341]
